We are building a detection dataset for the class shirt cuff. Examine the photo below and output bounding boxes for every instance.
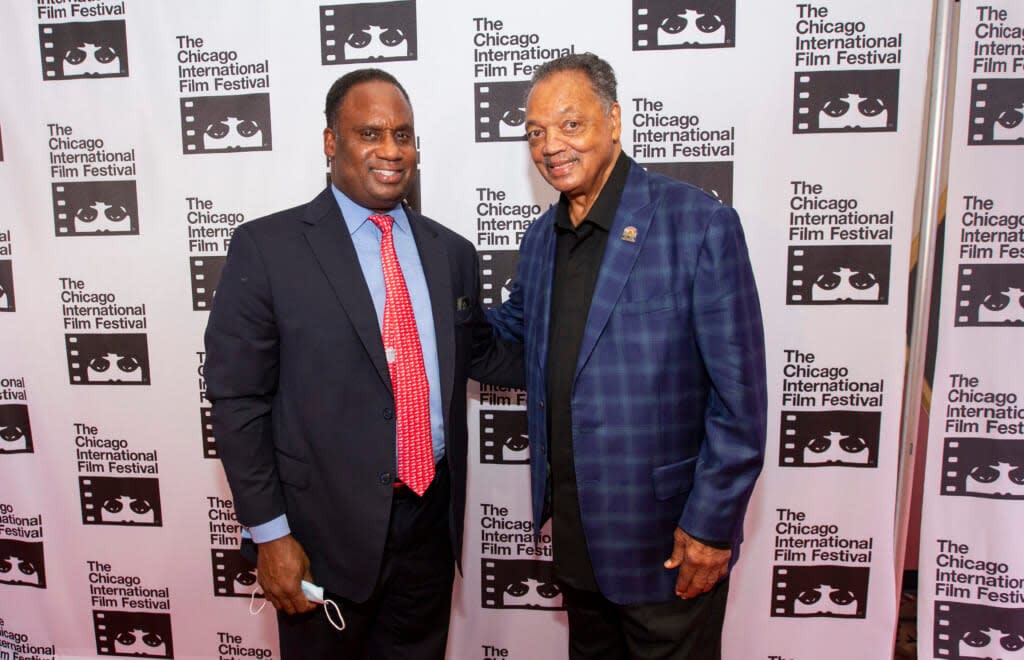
[685,530,731,550]
[245,515,290,544]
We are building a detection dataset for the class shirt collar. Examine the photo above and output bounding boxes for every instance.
[553,151,630,233]
[330,184,411,236]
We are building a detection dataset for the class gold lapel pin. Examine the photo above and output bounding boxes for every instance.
[620,226,637,243]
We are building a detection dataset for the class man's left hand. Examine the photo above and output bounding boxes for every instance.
[663,527,731,599]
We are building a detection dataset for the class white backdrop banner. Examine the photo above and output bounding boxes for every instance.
[0,2,933,658]
[916,2,1024,659]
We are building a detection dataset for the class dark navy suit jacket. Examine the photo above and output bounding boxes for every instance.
[490,159,767,604]
[205,187,521,602]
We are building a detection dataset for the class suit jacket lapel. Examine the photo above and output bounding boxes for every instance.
[408,209,455,426]
[574,163,655,382]
[302,188,392,391]
[533,213,558,377]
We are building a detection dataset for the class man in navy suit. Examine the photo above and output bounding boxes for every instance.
[489,53,767,659]
[205,69,521,659]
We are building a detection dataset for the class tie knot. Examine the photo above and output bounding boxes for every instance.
[368,214,395,234]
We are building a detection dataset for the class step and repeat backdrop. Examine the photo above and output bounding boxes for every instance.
[916,2,1024,659]
[0,1,940,658]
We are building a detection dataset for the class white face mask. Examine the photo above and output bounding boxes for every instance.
[249,580,346,631]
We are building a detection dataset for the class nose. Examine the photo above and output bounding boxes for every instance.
[377,131,403,160]
[540,131,563,156]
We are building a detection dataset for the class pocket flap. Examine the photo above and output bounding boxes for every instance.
[651,457,696,501]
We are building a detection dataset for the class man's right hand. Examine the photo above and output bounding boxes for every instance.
[256,534,317,615]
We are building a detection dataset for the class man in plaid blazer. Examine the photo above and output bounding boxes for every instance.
[489,53,767,659]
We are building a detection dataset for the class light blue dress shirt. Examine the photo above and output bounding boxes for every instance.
[246,185,443,544]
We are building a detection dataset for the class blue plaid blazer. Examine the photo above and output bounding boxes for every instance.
[489,158,767,604]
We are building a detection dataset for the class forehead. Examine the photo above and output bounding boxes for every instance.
[527,71,602,119]
[338,80,413,126]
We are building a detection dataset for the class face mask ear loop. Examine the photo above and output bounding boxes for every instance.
[249,589,267,616]
[323,598,346,631]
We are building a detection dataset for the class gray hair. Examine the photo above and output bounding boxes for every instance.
[529,52,618,111]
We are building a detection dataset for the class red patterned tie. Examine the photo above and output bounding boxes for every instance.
[367,214,434,495]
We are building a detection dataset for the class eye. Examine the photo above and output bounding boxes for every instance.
[380,27,406,47]
[829,589,855,606]
[983,291,1011,311]
[858,97,885,118]
[505,434,528,451]
[394,130,413,144]
[95,45,117,64]
[822,98,850,118]
[968,464,1000,483]
[1,425,24,442]
[814,272,842,290]
[505,581,529,597]
[0,559,11,573]
[18,559,36,575]
[536,582,561,599]
[1003,633,1024,652]
[235,570,257,586]
[696,12,724,33]
[65,46,87,65]
[961,629,990,648]
[660,14,687,34]
[848,270,877,290]
[237,119,260,138]
[89,356,111,372]
[103,497,124,513]
[206,121,231,140]
[361,129,381,141]
[115,631,136,645]
[1008,465,1024,485]
[501,108,526,127]
[796,588,822,605]
[526,129,544,141]
[997,107,1023,129]
[117,356,141,373]
[564,120,580,131]
[143,632,163,647]
[806,437,830,453]
[105,205,129,222]
[76,205,99,223]
[839,436,868,453]
[129,498,152,514]
[346,28,372,49]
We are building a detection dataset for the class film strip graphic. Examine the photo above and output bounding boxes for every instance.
[52,180,140,236]
[631,0,735,51]
[786,245,891,305]
[65,333,151,385]
[320,1,417,65]
[189,256,226,311]
[955,264,1024,326]
[475,81,530,142]
[79,476,163,526]
[180,94,272,154]
[200,407,216,459]
[940,437,1024,500]
[93,610,173,658]
[0,539,46,589]
[0,259,14,312]
[771,565,869,619]
[641,160,734,206]
[479,251,519,308]
[481,558,563,610]
[0,403,33,454]
[968,78,1024,146]
[779,410,881,468]
[211,549,261,598]
[39,21,129,80]
[480,410,529,465]
[934,600,1024,659]
[793,69,899,134]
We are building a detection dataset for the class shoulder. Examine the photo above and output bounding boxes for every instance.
[410,210,476,260]
[635,165,741,232]
[235,192,323,241]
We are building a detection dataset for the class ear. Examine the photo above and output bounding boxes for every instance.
[323,126,336,160]
[609,102,622,144]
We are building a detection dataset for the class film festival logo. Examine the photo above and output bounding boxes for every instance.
[179,94,272,154]
[38,20,129,80]
[189,256,226,311]
[968,78,1024,146]
[641,161,733,206]
[0,404,33,455]
[65,333,151,385]
[0,539,46,589]
[479,251,519,308]
[93,610,173,659]
[940,437,1024,500]
[632,0,735,50]
[793,70,900,134]
[0,260,14,312]
[786,245,891,305]
[955,264,1024,326]
[320,1,417,65]
[481,558,564,610]
[51,181,139,236]
[779,410,881,469]
[934,601,1024,660]
[480,410,528,465]
[211,549,262,599]
[79,476,163,527]
[200,407,216,459]
[771,565,869,619]
[475,81,531,142]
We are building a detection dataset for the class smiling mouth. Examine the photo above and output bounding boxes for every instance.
[371,168,404,183]
[545,159,576,176]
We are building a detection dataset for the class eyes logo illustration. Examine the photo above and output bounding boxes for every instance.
[211,549,262,599]
[794,70,900,134]
[0,539,46,589]
[52,181,140,237]
[93,610,173,658]
[479,251,520,308]
[771,565,869,619]
[779,411,880,468]
[787,245,891,305]
[482,559,564,610]
[0,404,33,454]
[956,264,1024,327]
[934,601,1024,660]
[941,438,1024,500]
[65,334,151,385]
[0,260,14,312]
[320,1,417,65]
[641,161,734,206]
[968,78,1024,146]
[39,21,129,80]
[180,94,272,154]
[475,81,531,143]
[632,0,735,50]
[79,476,163,526]
[480,410,529,464]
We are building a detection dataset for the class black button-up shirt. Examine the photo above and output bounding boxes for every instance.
[546,152,630,590]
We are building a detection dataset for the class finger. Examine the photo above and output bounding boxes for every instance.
[674,560,699,598]
[663,529,687,569]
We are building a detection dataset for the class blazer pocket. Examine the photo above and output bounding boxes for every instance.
[275,451,311,490]
[652,457,697,501]
[617,291,679,316]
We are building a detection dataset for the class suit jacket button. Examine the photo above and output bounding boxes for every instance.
[383,408,394,420]
[378,471,392,485]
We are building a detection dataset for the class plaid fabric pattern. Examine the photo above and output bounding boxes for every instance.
[490,160,767,604]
